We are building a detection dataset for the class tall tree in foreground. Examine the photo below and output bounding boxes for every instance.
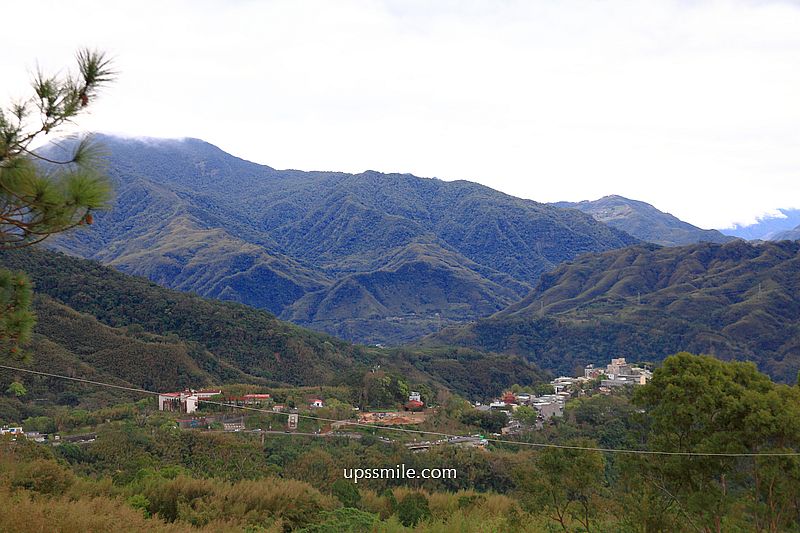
[0,49,115,358]
[633,353,800,532]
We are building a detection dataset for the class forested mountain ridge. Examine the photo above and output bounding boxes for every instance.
[553,194,735,246]
[46,135,639,344]
[426,240,800,382]
[0,248,547,403]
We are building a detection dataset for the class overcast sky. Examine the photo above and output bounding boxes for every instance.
[4,0,799,229]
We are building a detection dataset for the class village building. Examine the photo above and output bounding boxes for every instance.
[600,358,653,387]
[584,358,653,387]
[222,417,245,432]
[158,389,222,414]
[606,357,632,377]
[224,393,271,407]
[242,393,270,404]
[551,376,579,394]
[309,398,324,408]
[584,364,603,379]
[21,431,48,442]
[532,400,563,419]
[530,394,565,419]
[158,392,197,413]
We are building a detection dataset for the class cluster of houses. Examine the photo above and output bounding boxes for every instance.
[0,425,23,436]
[157,388,326,415]
[476,389,567,426]
[0,425,93,444]
[584,357,653,388]
[1,425,50,443]
[476,357,653,433]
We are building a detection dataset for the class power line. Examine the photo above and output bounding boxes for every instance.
[2,363,799,457]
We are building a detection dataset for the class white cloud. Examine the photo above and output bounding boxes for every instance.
[3,0,799,229]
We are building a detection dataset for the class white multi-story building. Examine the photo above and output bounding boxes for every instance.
[158,389,221,414]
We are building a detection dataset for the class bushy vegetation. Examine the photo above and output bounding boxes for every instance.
[2,353,799,531]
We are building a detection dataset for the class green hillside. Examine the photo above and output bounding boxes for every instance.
[0,248,546,403]
[46,135,638,344]
[427,240,800,382]
[553,194,735,246]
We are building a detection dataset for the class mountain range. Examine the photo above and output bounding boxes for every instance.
[7,134,799,392]
[46,135,640,344]
[552,195,735,246]
[426,240,800,383]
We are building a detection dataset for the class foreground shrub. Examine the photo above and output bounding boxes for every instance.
[11,458,75,495]
[141,475,337,529]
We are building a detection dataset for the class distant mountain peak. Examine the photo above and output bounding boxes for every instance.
[772,223,800,241]
[552,195,735,247]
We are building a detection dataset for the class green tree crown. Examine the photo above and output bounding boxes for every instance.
[0,49,114,358]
